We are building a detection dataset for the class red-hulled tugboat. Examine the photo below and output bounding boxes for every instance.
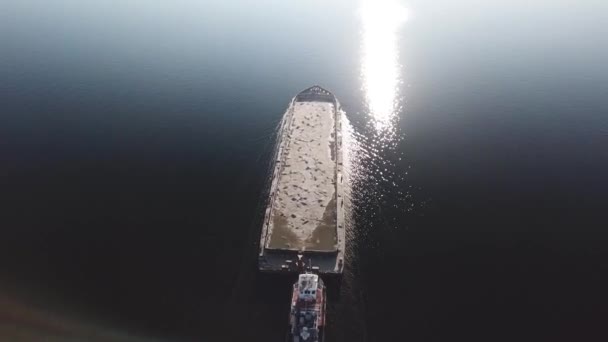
[287,256,326,342]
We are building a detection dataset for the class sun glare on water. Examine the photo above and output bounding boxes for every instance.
[360,0,409,133]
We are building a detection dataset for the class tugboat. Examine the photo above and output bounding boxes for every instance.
[287,254,326,342]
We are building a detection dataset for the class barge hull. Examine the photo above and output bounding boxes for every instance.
[258,86,345,275]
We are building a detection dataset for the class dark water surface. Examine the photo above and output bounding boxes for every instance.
[1,0,607,341]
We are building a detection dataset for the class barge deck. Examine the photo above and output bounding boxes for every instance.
[258,86,345,275]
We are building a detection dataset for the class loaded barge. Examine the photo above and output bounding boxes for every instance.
[258,86,345,275]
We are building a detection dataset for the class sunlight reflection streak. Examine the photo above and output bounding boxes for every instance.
[360,0,408,133]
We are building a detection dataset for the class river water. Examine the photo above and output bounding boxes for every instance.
[1,0,607,341]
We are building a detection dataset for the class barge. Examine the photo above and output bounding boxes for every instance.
[258,86,345,275]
